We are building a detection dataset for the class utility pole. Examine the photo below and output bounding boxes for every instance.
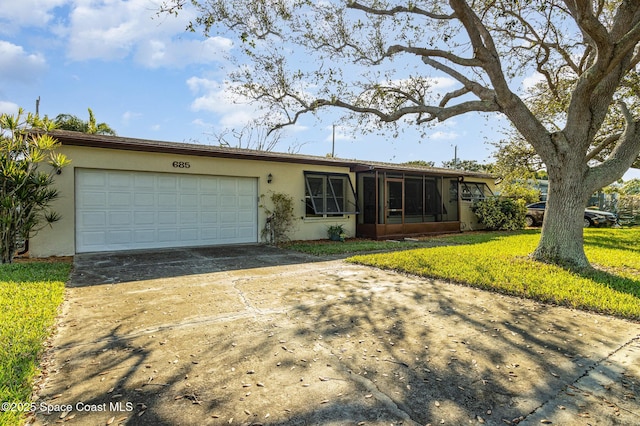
[453,145,458,169]
[331,124,335,157]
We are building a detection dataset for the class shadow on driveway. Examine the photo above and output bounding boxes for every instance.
[32,245,640,425]
[69,244,321,287]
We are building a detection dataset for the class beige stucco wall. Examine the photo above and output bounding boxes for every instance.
[459,177,498,231]
[30,145,355,257]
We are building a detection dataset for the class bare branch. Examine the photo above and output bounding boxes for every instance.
[563,0,611,54]
[420,57,495,101]
[586,133,621,162]
[347,1,455,20]
[386,44,481,67]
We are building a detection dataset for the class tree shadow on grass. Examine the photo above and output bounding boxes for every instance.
[583,229,639,254]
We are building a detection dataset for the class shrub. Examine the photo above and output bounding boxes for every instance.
[472,196,526,231]
[327,224,346,242]
[0,110,70,263]
[260,191,297,244]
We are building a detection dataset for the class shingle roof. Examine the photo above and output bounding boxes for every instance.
[51,130,494,179]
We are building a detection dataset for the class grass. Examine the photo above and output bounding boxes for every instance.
[281,238,438,256]
[0,262,70,426]
[344,228,640,320]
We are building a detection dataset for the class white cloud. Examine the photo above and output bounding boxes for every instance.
[0,101,20,115]
[0,0,67,32]
[0,41,47,83]
[121,110,142,125]
[136,37,233,69]
[430,130,459,140]
[187,76,263,128]
[522,72,545,92]
[323,124,356,142]
[64,0,232,68]
[191,118,212,128]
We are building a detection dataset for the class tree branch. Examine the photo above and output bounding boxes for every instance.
[386,44,481,67]
[586,133,621,162]
[347,1,455,20]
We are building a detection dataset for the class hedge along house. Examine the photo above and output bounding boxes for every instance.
[29,131,495,258]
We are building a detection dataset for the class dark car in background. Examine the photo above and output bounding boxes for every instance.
[525,201,617,228]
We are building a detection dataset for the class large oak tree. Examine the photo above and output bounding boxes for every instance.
[162,0,640,269]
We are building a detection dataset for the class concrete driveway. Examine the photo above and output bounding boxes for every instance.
[32,245,639,426]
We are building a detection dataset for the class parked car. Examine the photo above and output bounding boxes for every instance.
[525,202,617,228]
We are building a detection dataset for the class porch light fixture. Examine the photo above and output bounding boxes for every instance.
[267,173,273,184]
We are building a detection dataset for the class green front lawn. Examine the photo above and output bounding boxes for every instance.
[0,262,70,426]
[347,228,640,320]
[281,238,431,256]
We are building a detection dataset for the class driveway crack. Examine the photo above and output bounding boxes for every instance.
[313,341,421,426]
[520,334,640,423]
[231,278,262,319]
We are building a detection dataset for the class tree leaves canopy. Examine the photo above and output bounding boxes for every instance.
[160,0,640,268]
[160,1,640,186]
[55,108,116,135]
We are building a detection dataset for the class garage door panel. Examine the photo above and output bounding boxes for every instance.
[219,227,237,239]
[81,170,107,186]
[219,178,236,191]
[134,174,155,188]
[134,229,155,243]
[107,230,132,244]
[158,211,178,224]
[180,176,198,190]
[179,212,198,224]
[180,228,199,240]
[134,212,155,225]
[108,192,133,207]
[76,169,257,253]
[109,174,132,188]
[220,195,237,208]
[238,211,254,223]
[180,194,198,208]
[239,195,255,208]
[81,231,106,246]
[200,228,218,239]
[108,212,131,226]
[220,211,237,224]
[237,227,255,238]
[201,194,217,208]
[80,211,106,227]
[135,193,155,206]
[158,228,178,242]
[158,193,177,207]
[79,192,107,208]
[158,176,177,189]
[201,212,218,224]
[200,179,218,192]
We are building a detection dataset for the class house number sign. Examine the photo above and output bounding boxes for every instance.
[172,161,191,168]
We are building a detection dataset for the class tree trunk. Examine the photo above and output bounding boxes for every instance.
[531,166,591,270]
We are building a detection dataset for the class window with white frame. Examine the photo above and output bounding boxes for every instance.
[304,172,356,217]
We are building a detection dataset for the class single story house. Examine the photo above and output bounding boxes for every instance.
[29,131,495,257]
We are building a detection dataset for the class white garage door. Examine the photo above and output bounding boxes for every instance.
[75,169,258,253]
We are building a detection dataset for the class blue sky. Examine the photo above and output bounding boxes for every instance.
[1,0,638,180]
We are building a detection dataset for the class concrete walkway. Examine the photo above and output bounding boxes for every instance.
[32,245,639,425]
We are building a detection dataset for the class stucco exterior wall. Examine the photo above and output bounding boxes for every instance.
[459,178,498,231]
[30,145,355,257]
